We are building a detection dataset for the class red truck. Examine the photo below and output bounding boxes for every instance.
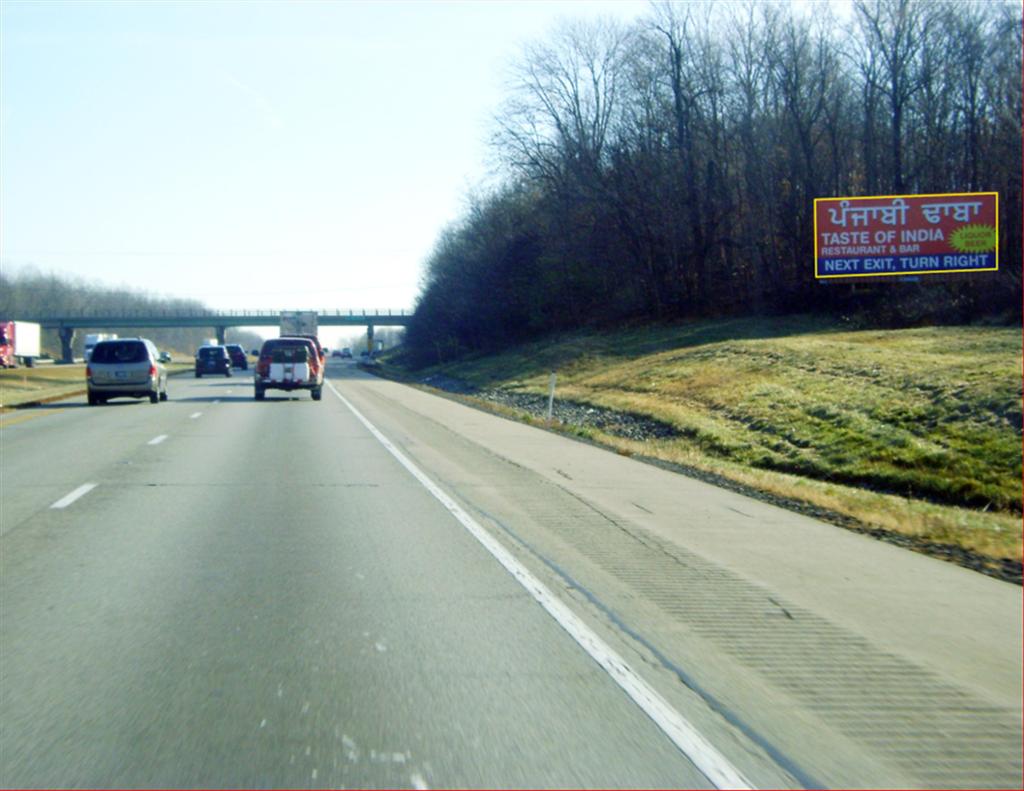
[253,337,324,401]
[0,321,41,368]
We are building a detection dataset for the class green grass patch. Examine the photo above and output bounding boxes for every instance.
[402,316,1022,565]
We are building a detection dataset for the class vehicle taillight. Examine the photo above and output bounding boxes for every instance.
[85,366,92,378]
[149,364,157,377]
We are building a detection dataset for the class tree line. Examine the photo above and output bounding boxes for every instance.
[0,268,263,357]
[405,0,1021,366]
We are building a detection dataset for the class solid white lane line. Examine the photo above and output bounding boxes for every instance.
[326,380,753,790]
[148,434,168,445]
[190,412,202,419]
[50,483,98,509]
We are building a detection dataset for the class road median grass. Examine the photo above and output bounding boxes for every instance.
[0,365,89,409]
[0,362,194,410]
[392,316,1022,580]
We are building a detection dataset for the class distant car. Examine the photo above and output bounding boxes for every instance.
[158,351,172,363]
[331,349,344,359]
[224,343,248,370]
[254,337,323,401]
[87,338,168,405]
[341,348,352,358]
[195,345,232,378]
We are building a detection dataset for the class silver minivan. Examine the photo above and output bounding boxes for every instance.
[86,338,168,405]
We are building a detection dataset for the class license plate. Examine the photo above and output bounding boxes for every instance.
[115,371,128,379]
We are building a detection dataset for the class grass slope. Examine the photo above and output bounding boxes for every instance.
[408,316,1022,564]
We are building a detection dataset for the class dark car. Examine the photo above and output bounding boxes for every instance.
[195,345,232,377]
[87,338,168,405]
[225,343,248,370]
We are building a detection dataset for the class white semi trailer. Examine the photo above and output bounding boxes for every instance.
[83,333,117,361]
[279,311,318,338]
[0,321,41,367]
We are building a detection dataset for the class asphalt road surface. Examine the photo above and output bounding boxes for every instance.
[1,362,1020,789]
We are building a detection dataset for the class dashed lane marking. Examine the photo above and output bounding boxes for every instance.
[50,483,98,509]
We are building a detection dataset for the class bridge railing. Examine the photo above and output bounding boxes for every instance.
[25,308,414,319]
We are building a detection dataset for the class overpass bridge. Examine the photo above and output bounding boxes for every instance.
[23,309,413,363]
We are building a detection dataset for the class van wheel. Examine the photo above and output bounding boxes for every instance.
[88,392,98,406]
[311,387,322,401]
[159,389,168,402]
[195,372,201,378]
[149,390,160,404]
[254,386,265,401]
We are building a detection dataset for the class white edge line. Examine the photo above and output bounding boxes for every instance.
[410,772,429,790]
[50,483,98,509]
[148,434,168,445]
[190,412,202,419]
[325,379,754,791]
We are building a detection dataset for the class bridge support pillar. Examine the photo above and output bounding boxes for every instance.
[367,324,374,354]
[215,327,226,345]
[58,327,76,363]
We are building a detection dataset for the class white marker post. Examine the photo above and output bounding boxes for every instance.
[546,371,557,422]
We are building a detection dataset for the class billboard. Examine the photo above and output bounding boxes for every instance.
[814,192,998,278]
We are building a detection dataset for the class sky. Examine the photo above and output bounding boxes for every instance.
[1,0,658,345]
[1,0,853,347]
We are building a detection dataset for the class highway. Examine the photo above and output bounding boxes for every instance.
[1,361,1021,789]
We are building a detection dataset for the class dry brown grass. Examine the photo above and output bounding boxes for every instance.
[407,317,1022,566]
[0,362,192,409]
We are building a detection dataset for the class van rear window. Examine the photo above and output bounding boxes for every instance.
[262,340,313,354]
[90,341,146,364]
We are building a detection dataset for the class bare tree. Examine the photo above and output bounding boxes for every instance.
[406,0,1022,365]
[854,0,930,193]
[495,18,631,191]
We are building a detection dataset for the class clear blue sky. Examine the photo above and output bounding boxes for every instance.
[2,0,653,343]
[3,1,850,346]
